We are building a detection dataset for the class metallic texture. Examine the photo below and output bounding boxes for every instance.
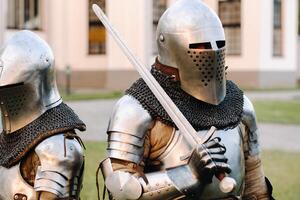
[180,48,226,105]
[107,95,153,163]
[139,170,183,200]
[156,0,226,104]
[0,102,86,168]
[103,125,245,199]
[157,126,245,199]
[0,164,37,200]
[242,95,260,156]
[107,95,153,137]
[0,134,83,199]
[126,70,244,131]
[167,165,200,196]
[105,171,142,200]
[34,134,84,198]
[101,158,182,200]
[0,30,61,133]
[100,158,114,180]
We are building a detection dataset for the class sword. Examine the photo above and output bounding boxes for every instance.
[93,4,236,193]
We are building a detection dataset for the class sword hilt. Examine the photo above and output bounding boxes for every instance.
[216,172,237,193]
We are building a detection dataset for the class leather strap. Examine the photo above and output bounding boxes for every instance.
[153,58,180,82]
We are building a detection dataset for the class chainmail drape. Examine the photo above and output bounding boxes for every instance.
[0,103,86,168]
[126,68,244,131]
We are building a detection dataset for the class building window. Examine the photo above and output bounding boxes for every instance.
[7,0,41,30]
[88,0,106,55]
[218,0,242,55]
[273,0,283,56]
[153,0,167,54]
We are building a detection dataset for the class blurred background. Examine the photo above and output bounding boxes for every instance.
[0,0,299,90]
[0,0,300,199]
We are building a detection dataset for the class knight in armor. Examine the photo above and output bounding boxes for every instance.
[0,30,85,200]
[100,0,274,199]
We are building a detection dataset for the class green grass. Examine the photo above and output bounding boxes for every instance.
[81,142,300,200]
[262,150,300,200]
[254,101,300,124]
[61,91,123,101]
[81,142,107,200]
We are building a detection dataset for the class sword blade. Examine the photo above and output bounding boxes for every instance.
[92,4,201,146]
[92,4,237,193]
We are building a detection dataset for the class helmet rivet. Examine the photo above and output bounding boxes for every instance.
[159,34,165,42]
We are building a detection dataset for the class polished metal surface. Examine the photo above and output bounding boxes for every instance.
[158,126,245,199]
[108,132,144,147]
[0,164,36,200]
[107,149,142,164]
[107,95,153,163]
[104,124,245,199]
[139,170,182,200]
[156,0,226,104]
[0,30,61,133]
[0,134,83,199]
[101,158,182,200]
[107,95,153,138]
[242,95,260,156]
[167,165,199,196]
[105,171,142,200]
[34,134,84,198]
[107,140,144,163]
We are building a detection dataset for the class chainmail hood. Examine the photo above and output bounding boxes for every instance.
[126,68,244,131]
[0,102,86,168]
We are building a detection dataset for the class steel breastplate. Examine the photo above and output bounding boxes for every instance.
[0,164,36,200]
[157,125,245,199]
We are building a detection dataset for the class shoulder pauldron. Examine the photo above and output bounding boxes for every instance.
[107,95,154,164]
[242,95,260,156]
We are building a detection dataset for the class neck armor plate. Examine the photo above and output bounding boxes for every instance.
[0,30,61,133]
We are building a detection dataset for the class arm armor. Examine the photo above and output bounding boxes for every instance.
[242,95,260,156]
[242,95,274,199]
[107,95,154,164]
[104,95,201,199]
[34,134,84,198]
[101,158,200,200]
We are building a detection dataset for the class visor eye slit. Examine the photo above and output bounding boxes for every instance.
[189,42,212,50]
[216,40,226,49]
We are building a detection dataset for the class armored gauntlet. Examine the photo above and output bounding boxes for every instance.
[188,137,231,183]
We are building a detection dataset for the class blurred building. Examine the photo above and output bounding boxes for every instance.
[0,0,299,90]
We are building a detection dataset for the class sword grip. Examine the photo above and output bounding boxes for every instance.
[216,172,236,193]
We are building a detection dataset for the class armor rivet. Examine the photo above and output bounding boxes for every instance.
[14,195,18,199]
[0,102,3,104]
[159,34,165,42]
[22,197,27,200]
